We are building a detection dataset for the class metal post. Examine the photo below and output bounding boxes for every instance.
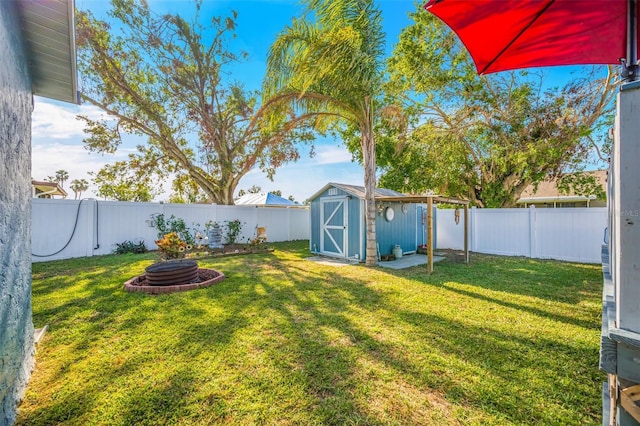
[624,0,639,81]
[464,204,469,265]
[427,197,433,274]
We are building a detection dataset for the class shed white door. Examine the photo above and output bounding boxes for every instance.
[320,197,347,257]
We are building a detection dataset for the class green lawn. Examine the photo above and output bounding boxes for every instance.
[19,241,603,425]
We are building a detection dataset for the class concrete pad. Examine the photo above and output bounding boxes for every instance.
[305,256,355,267]
[377,254,444,270]
[305,254,445,270]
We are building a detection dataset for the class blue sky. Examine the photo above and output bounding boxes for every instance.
[32,0,580,202]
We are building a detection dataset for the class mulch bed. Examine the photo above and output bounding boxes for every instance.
[186,245,274,259]
[124,268,225,295]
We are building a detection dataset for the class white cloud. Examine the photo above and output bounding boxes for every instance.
[32,98,110,140]
[313,145,355,165]
[29,101,361,202]
[31,143,135,198]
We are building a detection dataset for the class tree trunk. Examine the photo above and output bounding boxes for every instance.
[362,124,377,266]
[219,184,236,205]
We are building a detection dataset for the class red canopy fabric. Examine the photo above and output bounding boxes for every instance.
[425,0,630,74]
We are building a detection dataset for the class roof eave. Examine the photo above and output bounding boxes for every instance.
[18,0,79,104]
[517,195,597,204]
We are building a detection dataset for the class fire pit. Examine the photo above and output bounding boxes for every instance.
[124,260,225,294]
[145,260,198,286]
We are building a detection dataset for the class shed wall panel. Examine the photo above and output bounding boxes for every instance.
[346,197,361,259]
[310,201,321,253]
[376,204,421,255]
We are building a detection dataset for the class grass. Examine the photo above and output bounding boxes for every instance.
[19,241,603,425]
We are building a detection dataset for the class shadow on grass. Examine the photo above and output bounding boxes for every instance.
[19,242,601,425]
[431,253,602,304]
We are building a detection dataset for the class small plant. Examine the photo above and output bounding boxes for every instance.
[248,236,265,247]
[155,232,191,260]
[248,226,267,247]
[113,240,147,254]
[224,219,243,245]
[150,213,195,245]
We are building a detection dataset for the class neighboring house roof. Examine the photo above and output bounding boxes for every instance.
[309,182,405,201]
[517,170,607,204]
[32,180,67,198]
[16,0,78,104]
[235,192,298,206]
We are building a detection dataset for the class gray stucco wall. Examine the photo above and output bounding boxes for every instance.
[0,2,35,425]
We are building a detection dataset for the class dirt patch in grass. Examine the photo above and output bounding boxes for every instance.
[187,244,274,259]
[435,249,469,263]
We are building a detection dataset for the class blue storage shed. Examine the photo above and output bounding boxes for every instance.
[308,183,433,261]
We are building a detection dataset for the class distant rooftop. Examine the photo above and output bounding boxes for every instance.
[517,170,606,204]
[32,180,67,198]
[235,192,298,206]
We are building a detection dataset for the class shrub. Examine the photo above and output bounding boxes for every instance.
[150,213,195,245]
[114,240,148,255]
[224,219,243,245]
[155,232,191,260]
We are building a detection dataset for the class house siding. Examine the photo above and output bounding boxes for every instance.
[0,2,35,425]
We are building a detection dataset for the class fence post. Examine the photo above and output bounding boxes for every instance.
[470,206,477,252]
[287,207,292,241]
[528,205,537,259]
[84,199,96,258]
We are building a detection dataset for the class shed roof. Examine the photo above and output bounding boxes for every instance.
[308,183,469,205]
[16,0,78,104]
[235,192,298,206]
[376,195,469,205]
[308,183,405,201]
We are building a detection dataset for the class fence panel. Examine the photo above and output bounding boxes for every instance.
[215,205,259,243]
[95,201,161,255]
[31,199,91,261]
[161,203,217,233]
[535,208,607,263]
[435,209,465,250]
[435,206,607,263]
[33,200,606,263]
[474,208,531,256]
[32,200,310,262]
[288,209,310,241]
[255,208,290,242]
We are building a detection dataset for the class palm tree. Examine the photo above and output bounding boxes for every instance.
[55,169,69,188]
[70,178,89,200]
[264,0,389,265]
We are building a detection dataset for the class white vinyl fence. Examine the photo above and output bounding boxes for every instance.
[32,200,606,264]
[32,199,310,262]
[436,206,607,263]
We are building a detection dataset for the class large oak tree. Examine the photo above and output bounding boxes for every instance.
[76,0,313,204]
[380,7,616,207]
